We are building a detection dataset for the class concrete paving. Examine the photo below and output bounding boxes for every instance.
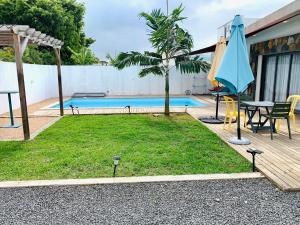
[0,178,299,225]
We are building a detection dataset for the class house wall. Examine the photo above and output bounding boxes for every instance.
[247,15,300,100]
[0,62,209,114]
[247,15,300,52]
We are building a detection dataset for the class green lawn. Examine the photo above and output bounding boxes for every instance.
[0,114,251,180]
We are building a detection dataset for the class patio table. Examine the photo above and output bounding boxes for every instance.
[242,101,274,133]
[0,91,21,128]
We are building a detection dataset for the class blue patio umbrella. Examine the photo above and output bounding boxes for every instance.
[215,15,254,145]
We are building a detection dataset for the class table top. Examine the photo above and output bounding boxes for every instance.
[0,91,19,94]
[242,101,274,107]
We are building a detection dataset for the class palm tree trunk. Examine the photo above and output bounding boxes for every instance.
[165,66,170,115]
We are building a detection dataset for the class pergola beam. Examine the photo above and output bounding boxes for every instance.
[0,25,63,48]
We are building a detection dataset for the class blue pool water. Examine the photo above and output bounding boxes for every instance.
[51,97,205,109]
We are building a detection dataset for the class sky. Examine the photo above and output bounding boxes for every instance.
[80,0,295,60]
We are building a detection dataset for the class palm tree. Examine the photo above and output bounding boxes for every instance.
[111,5,210,115]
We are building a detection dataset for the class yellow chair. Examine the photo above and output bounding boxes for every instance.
[277,95,300,130]
[223,96,246,129]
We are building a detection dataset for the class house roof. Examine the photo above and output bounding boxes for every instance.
[0,25,63,48]
[190,0,300,55]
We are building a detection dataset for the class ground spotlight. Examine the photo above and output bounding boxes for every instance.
[112,155,121,177]
[246,148,263,172]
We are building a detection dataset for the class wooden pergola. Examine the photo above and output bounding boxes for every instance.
[0,25,64,140]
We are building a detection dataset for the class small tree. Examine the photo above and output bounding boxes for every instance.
[68,47,99,65]
[111,5,210,115]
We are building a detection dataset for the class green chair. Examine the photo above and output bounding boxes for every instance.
[259,102,292,140]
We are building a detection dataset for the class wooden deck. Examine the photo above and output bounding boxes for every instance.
[189,96,300,191]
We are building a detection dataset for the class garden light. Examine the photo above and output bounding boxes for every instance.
[246,148,263,172]
[69,104,79,115]
[112,155,121,177]
[125,105,131,114]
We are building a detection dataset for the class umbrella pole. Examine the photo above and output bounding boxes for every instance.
[237,93,241,140]
[199,83,224,124]
[229,92,250,145]
[215,86,219,119]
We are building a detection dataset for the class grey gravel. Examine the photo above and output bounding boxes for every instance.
[0,178,299,225]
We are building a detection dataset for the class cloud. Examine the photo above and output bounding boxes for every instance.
[200,0,258,12]
[124,0,161,9]
[81,0,294,59]
[197,0,293,13]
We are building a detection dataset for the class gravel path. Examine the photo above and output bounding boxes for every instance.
[0,178,299,225]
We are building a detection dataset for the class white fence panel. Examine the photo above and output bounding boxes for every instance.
[0,62,209,114]
[61,66,208,96]
[0,62,57,114]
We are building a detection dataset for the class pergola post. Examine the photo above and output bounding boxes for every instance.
[13,33,30,140]
[1,25,63,140]
[54,48,64,116]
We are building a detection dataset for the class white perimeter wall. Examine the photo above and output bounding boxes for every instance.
[0,61,58,115]
[0,62,209,114]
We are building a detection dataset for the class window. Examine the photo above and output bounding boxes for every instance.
[274,54,290,101]
[261,52,300,110]
[263,56,276,101]
[289,53,300,109]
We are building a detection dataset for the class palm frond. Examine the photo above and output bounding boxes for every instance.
[170,4,186,23]
[138,66,164,77]
[167,26,193,57]
[149,6,192,55]
[139,9,165,31]
[175,56,211,74]
[144,51,162,59]
[111,51,162,70]
[151,8,164,18]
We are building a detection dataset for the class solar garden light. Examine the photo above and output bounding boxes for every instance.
[125,105,131,114]
[69,105,79,115]
[246,148,263,172]
[185,104,188,113]
[112,155,121,177]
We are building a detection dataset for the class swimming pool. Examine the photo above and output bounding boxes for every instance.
[51,97,205,109]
